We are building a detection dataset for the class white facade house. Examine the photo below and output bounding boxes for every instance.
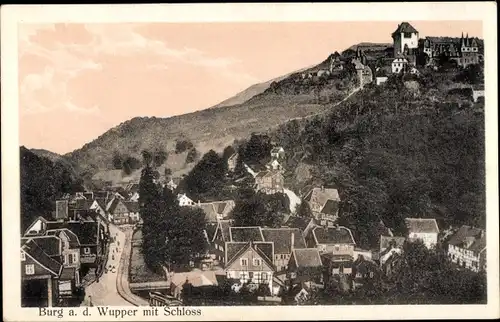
[405,218,439,249]
[376,76,388,85]
[447,225,486,272]
[392,22,419,56]
[177,193,195,207]
[392,58,408,73]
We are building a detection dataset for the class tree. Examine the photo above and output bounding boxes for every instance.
[164,168,172,177]
[239,133,272,166]
[164,206,207,266]
[175,139,194,154]
[231,189,286,227]
[186,148,198,164]
[183,150,227,200]
[112,152,123,169]
[153,150,168,167]
[222,145,236,161]
[296,199,313,217]
[141,150,152,167]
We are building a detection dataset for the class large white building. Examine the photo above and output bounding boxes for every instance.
[392,22,419,57]
[405,218,439,249]
[447,225,486,272]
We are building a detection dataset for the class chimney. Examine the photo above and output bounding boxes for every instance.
[336,224,340,231]
[321,186,325,192]
[198,200,201,206]
[291,232,295,251]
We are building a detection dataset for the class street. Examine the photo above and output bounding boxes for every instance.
[84,224,131,306]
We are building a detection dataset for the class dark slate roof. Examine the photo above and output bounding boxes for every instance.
[123,201,139,212]
[22,240,62,276]
[292,248,322,268]
[69,199,94,211]
[261,228,306,254]
[283,216,314,232]
[107,198,122,213]
[405,218,439,234]
[379,236,406,252]
[229,227,264,242]
[46,229,81,248]
[448,225,486,252]
[353,257,379,275]
[46,221,99,245]
[60,267,76,280]
[313,226,356,245]
[22,236,61,257]
[320,199,339,215]
[392,22,418,36]
[304,187,340,207]
[224,241,274,269]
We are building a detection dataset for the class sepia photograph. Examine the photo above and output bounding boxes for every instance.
[2,2,499,321]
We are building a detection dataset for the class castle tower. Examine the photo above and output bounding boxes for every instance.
[392,22,419,57]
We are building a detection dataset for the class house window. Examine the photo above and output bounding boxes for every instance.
[84,247,91,255]
[261,272,268,282]
[356,273,362,278]
[334,246,340,252]
[25,264,35,275]
[253,258,262,266]
[71,253,77,264]
[21,251,25,261]
[63,255,68,265]
[240,271,249,280]
[240,258,248,266]
[369,272,374,278]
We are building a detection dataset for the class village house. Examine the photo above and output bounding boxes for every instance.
[378,236,406,267]
[254,170,285,195]
[265,159,285,172]
[210,220,233,264]
[303,186,341,226]
[392,22,419,57]
[177,193,196,207]
[287,248,323,286]
[166,177,182,192]
[261,228,306,272]
[351,49,373,88]
[90,199,108,222]
[270,147,285,160]
[307,225,356,258]
[227,152,239,172]
[405,218,440,249]
[472,85,485,103]
[392,56,408,73]
[282,215,317,239]
[45,229,82,287]
[447,225,486,272]
[224,241,275,292]
[107,198,140,225]
[351,255,382,290]
[321,253,353,289]
[196,200,235,224]
[21,238,63,307]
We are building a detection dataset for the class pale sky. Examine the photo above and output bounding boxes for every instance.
[18,21,482,154]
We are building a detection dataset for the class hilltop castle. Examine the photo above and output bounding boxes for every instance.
[392,22,482,68]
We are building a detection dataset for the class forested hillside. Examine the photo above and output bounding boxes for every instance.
[20,147,84,231]
[271,69,485,248]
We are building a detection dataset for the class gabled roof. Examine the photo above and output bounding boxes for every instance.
[123,201,139,213]
[46,228,81,248]
[107,198,122,214]
[229,227,264,242]
[225,241,274,270]
[291,248,322,268]
[22,239,62,276]
[197,200,235,223]
[24,216,49,236]
[448,225,485,252]
[320,199,339,215]
[212,220,233,242]
[304,187,340,207]
[21,235,62,257]
[380,236,406,252]
[392,22,418,37]
[261,228,306,254]
[312,226,356,245]
[283,216,314,232]
[405,218,439,234]
[46,221,99,245]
